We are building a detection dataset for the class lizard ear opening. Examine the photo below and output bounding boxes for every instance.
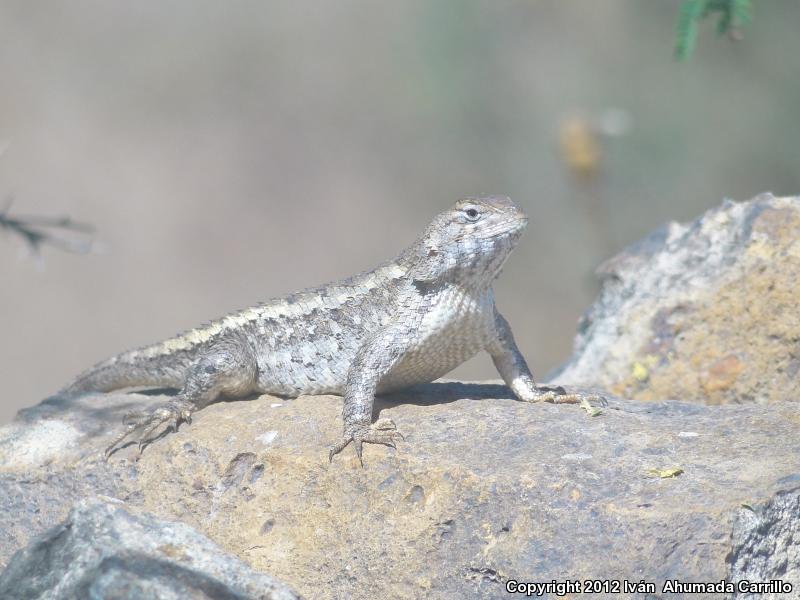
[410,243,448,282]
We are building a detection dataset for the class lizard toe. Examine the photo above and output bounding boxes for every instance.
[328,421,405,467]
[105,401,194,459]
[372,417,404,440]
[328,436,353,463]
[526,386,608,410]
[585,393,608,408]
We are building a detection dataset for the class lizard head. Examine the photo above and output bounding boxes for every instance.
[410,195,529,284]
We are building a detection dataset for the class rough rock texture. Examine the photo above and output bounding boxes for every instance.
[2,384,799,599]
[0,498,300,600]
[553,194,800,405]
[730,487,800,596]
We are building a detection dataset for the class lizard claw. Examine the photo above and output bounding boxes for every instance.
[589,393,608,408]
[105,401,194,459]
[328,418,404,467]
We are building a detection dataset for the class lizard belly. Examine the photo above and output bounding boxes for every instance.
[377,288,495,392]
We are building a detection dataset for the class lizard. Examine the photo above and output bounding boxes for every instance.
[57,195,604,464]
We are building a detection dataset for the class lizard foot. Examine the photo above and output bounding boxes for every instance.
[328,417,405,467]
[105,400,194,459]
[527,385,607,408]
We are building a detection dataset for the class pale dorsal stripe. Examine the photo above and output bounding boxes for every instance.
[139,263,406,358]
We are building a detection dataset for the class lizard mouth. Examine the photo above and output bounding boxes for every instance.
[492,214,528,239]
[457,221,524,243]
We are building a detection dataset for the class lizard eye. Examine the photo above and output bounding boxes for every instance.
[464,207,481,221]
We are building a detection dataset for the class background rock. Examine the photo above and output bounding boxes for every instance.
[2,384,799,599]
[552,194,800,405]
[0,498,300,600]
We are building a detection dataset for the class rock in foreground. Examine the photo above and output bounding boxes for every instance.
[553,194,800,405]
[0,497,300,600]
[1,384,799,598]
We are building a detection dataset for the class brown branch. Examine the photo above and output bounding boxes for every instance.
[0,200,95,255]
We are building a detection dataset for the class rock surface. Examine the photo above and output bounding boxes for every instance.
[2,382,799,599]
[0,497,300,600]
[553,194,800,405]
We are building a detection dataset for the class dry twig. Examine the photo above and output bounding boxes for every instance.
[0,199,95,255]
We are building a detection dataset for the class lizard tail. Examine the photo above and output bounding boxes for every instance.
[58,346,189,397]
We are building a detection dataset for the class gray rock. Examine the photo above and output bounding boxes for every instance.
[552,194,800,405]
[730,487,800,600]
[0,497,300,600]
[1,382,799,599]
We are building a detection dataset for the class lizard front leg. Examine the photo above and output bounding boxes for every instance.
[328,325,410,466]
[487,308,606,406]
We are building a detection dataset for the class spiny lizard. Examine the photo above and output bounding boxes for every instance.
[58,196,603,464]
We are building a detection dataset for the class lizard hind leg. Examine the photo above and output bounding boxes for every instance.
[105,341,258,458]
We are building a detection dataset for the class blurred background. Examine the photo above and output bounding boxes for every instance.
[1,0,798,422]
